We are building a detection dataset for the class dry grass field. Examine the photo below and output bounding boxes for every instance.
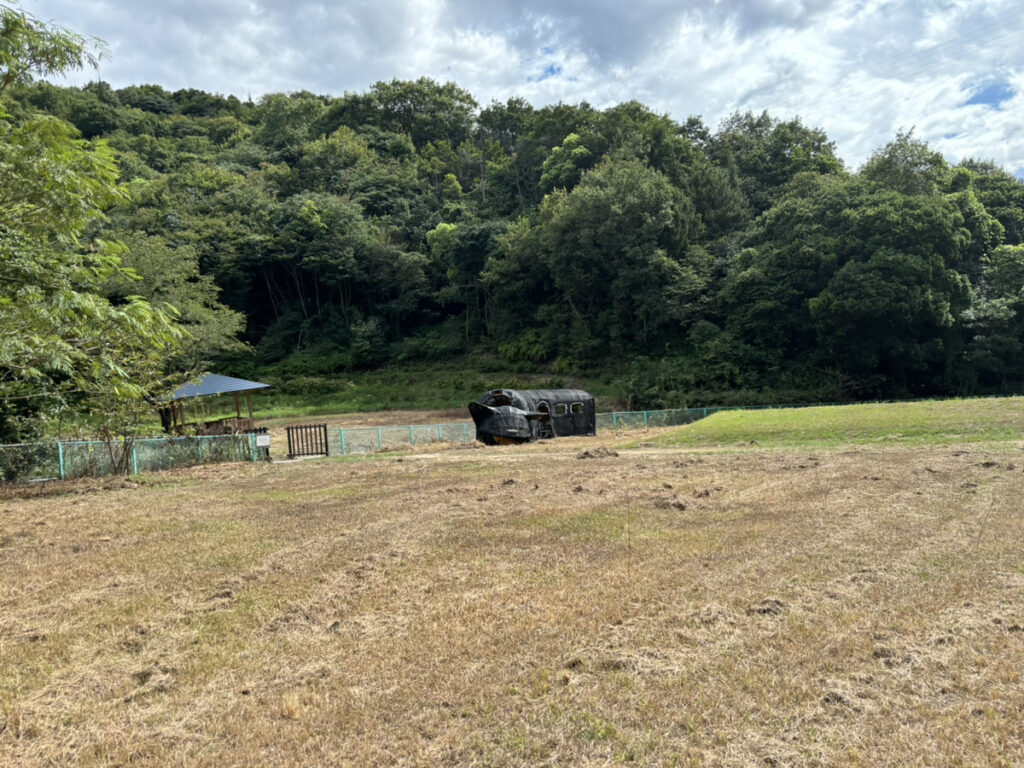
[3,406,1024,766]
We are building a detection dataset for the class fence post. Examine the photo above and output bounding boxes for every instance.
[409,425,415,447]
[613,412,619,428]
[131,443,138,476]
[250,433,258,463]
[643,411,649,428]
[437,424,443,442]
[702,407,708,419]
[57,441,65,481]
[462,423,468,442]
[377,427,382,450]
[339,429,347,456]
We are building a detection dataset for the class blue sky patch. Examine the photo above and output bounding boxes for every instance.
[963,79,1015,108]
[530,64,562,82]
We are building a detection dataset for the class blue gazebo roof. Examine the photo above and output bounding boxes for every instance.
[171,373,270,401]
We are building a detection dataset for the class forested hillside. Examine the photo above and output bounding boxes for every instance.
[8,74,1024,409]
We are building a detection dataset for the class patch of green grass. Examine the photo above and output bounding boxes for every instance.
[649,397,1024,449]
[575,710,619,742]
[250,485,362,503]
[525,508,629,539]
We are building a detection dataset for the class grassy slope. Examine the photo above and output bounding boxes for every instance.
[650,396,1024,449]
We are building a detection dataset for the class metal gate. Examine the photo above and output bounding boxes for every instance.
[285,423,329,458]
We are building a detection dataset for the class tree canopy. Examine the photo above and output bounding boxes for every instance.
[0,4,183,441]
[4,2,1024,424]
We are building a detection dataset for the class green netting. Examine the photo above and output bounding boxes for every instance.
[1,403,840,482]
[0,443,60,483]
[331,428,382,455]
[0,434,258,484]
[440,423,472,443]
[329,405,828,456]
[597,408,726,430]
[133,435,255,473]
[381,426,420,449]
[330,411,719,456]
[59,441,122,478]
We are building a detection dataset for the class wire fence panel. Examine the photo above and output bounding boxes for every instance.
[60,441,121,479]
[440,423,472,443]
[133,435,255,473]
[0,434,259,485]
[381,426,420,450]
[646,409,703,427]
[330,410,720,456]
[329,428,380,455]
[409,425,442,446]
[0,443,60,483]
[1,402,848,482]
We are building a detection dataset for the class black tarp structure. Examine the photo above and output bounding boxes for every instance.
[469,388,596,444]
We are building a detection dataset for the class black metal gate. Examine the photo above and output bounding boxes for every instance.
[286,423,329,458]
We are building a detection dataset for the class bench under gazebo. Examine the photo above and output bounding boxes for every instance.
[163,374,270,435]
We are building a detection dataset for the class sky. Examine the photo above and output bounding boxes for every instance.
[24,0,1024,176]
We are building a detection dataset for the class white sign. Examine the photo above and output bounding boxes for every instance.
[255,434,271,447]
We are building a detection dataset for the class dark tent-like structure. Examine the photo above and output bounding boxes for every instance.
[164,374,270,434]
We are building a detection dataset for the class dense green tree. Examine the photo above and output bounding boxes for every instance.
[528,158,706,353]
[254,91,326,158]
[861,130,950,196]
[964,245,1024,389]
[958,159,1024,245]
[476,97,536,213]
[537,132,595,192]
[368,78,477,149]
[3,12,1022,409]
[711,111,844,214]
[104,233,246,370]
[0,4,182,440]
[718,170,984,397]
[809,247,968,393]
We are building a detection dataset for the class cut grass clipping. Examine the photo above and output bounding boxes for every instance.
[648,396,1024,448]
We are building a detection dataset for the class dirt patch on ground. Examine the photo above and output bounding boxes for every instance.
[576,446,619,459]
[264,408,469,431]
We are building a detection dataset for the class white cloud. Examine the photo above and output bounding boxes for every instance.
[22,0,1024,172]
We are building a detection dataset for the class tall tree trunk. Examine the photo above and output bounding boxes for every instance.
[291,266,309,320]
[262,269,282,321]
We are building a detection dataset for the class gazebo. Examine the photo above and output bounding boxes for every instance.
[164,374,270,435]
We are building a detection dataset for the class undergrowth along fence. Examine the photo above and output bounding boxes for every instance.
[0,434,263,484]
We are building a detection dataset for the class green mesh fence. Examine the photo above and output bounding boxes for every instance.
[328,408,734,456]
[328,423,475,455]
[131,435,257,474]
[0,434,259,484]
[0,403,838,482]
[595,408,715,430]
[0,442,60,483]
[327,403,841,456]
